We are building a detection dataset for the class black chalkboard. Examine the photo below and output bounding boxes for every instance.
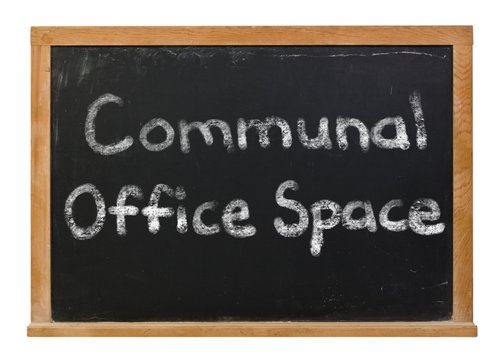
[51,46,452,322]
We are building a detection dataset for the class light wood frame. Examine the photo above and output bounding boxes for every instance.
[29,26,475,337]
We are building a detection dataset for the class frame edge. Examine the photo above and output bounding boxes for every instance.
[31,45,51,323]
[28,321,477,337]
[31,26,473,46]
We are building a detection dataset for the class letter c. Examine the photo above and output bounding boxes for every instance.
[85,93,134,155]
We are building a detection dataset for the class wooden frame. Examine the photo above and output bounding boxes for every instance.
[29,26,475,337]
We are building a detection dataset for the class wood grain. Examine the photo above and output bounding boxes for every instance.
[31,26,473,46]
[453,45,473,322]
[31,45,51,322]
[27,321,477,337]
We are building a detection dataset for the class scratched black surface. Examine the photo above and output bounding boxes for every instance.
[51,46,452,321]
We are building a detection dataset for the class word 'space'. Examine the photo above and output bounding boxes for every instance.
[64,180,445,256]
[85,91,427,155]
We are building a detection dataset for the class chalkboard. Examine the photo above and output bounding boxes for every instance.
[50,45,453,322]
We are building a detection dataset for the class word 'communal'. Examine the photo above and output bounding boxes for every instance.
[85,91,427,155]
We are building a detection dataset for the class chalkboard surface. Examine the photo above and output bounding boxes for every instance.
[51,46,452,322]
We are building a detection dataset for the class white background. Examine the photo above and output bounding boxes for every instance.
[0,0,499,358]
